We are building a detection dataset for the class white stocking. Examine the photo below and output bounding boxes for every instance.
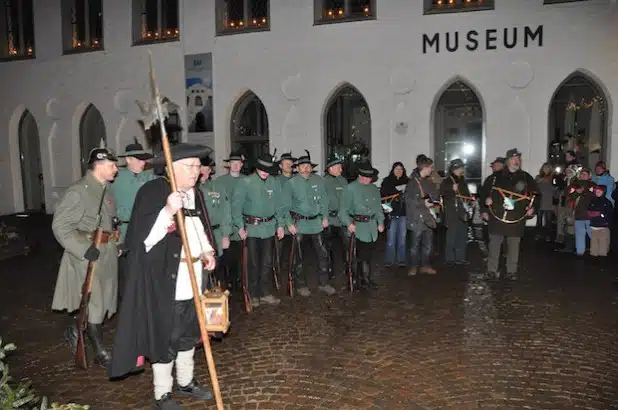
[175,348,195,387]
[152,361,174,400]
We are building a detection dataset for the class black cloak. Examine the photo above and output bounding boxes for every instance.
[108,177,215,379]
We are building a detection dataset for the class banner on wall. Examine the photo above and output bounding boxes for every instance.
[184,53,213,133]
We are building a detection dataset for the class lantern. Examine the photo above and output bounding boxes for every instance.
[201,289,230,334]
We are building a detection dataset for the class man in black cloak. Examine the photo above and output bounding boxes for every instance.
[108,143,217,410]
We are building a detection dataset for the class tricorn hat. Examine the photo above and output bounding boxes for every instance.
[505,148,522,159]
[254,152,277,173]
[223,150,245,162]
[295,150,318,168]
[150,143,213,166]
[118,137,153,160]
[325,153,345,171]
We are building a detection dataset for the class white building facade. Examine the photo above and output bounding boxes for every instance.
[0,0,617,214]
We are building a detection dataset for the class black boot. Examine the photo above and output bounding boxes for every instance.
[358,262,370,290]
[86,323,111,368]
[64,322,79,356]
[363,262,377,289]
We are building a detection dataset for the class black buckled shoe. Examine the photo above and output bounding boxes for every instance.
[155,393,184,409]
[175,379,213,401]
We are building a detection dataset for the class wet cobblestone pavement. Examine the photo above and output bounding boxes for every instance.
[1,216,618,409]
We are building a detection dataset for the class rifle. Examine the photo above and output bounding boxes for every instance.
[241,238,252,313]
[272,236,281,291]
[287,234,296,297]
[347,232,356,292]
[75,186,107,370]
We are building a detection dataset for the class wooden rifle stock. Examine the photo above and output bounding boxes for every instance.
[75,226,104,370]
[287,234,296,297]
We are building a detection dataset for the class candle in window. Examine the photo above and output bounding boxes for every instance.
[338,8,343,15]
[327,9,333,16]
[262,17,266,23]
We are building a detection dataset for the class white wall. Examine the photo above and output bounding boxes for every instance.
[0,0,617,214]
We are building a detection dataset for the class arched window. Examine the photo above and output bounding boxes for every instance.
[548,72,609,169]
[79,103,106,175]
[433,80,484,183]
[230,91,269,174]
[18,110,45,211]
[324,83,371,181]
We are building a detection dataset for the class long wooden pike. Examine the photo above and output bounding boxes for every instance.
[144,50,224,410]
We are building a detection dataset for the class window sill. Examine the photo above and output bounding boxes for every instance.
[543,0,587,4]
[133,37,180,46]
[62,47,104,55]
[424,5,494,15]
[216,26,270,36]
[0,54,35,63]
[314,15,376,26]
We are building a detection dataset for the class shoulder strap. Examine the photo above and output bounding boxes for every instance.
[414,177,425,197]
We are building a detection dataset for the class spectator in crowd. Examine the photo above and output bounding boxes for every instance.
[380,162,409,268]
[588,185,613,257]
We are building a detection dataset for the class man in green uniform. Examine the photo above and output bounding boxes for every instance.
[199,155,232,287]
[52,147,120,368]
[112,139,155,301]
[322,153,348,280]
[218,151,245,289]
[274,152,296,279]
[232,153,286,307]
[283,150,334,296]
[339,161,385,290]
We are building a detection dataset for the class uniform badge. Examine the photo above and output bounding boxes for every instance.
[267,189,273,199]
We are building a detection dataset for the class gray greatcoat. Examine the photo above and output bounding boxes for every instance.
[51,172,118,324]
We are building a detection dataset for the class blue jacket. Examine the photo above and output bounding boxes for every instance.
[592,172,615,205]
[588,196,613,228]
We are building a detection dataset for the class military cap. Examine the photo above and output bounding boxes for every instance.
[449,158,465,170]
[295,150,318,168]
[88,147,118,164]
[150,143,213,165]
[505,148,521,159]
[118,138,153,160]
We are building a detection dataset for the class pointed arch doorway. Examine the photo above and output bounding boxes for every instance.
[433,80,484,183]
[323,83,371,181]
[230,91,270,174]
[548,72,609,169]
[18,110,45,212]
[79,104,107,175]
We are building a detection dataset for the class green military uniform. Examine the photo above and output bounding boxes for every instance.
[199,178,232,256]
[322,155,348,279]
[339,180,384,242]
[339,162,384,290]
[232,173,286,238]
[232,154,286,303]
[283,173,329,234]
[282,151,334,294]
[324,173,347,227]
[52,171,119,322]
[217,173,245,240]
[112,168,156,243]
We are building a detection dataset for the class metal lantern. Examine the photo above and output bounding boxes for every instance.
[201,289,230,334]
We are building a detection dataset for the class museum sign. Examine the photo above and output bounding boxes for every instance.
[422,25,543,54]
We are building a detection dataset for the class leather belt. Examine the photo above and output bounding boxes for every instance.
[290,211,320,220]
[351,214,374,223]
[183,209,202,217]
[211,224,221,230]
[329,210,338,217]
[100,231,119,244]
[243,215,275,225]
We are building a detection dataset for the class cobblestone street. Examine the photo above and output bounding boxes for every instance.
[1,215,618,409]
